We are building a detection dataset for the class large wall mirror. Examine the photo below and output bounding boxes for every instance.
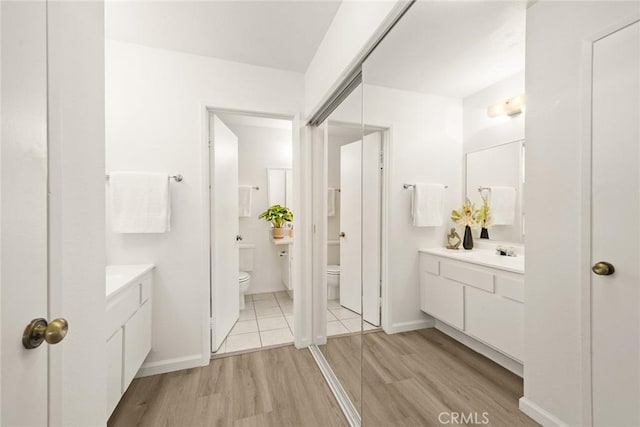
[466,140,525,243]
[267,168,292,208]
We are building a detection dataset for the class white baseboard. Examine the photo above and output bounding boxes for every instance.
[385,318,436,334]
[435,321,523,377]
[136,353,206,378]
[519,397,569,427]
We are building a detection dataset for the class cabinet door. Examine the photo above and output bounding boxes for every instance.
[106,329,123,416]
[123,301,151,390]
[420,273,464,330]
[465,287,523,361]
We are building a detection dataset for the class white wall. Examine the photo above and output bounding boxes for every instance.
[304,0,404,116]
[463,70,525,153]
[231,123,292,295]
[105,40,303,375]
[523,2,639,426]
[333,84,463,333]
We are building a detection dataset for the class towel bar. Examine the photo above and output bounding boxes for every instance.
[105,174,183,182]
[403,183,448,189]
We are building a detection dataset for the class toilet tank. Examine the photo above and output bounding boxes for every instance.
[239,244,255,272]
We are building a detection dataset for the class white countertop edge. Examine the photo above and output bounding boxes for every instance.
[419,248,524,275]
[106,264,155,299]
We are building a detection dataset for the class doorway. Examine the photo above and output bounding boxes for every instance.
[207,110,299,356]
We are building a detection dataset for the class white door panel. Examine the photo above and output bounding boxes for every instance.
[362,132,382,326]
[591,21,640,426]
[1,3,49,425]
[340,141,362,313]
[210,114,240,352]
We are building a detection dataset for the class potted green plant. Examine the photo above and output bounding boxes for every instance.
[451,198,479,250]
[259,205,293,239]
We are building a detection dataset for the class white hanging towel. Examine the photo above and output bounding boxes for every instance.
[109,172,171,233]
[238,185,253,218]
[490,186,517,225]
[327,188,337,217]
[411,183,445,227]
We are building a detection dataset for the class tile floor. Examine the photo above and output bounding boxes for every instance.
[213,293,378,355]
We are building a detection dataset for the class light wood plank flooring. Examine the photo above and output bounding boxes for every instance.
[108,345,347,427]
[322,328,539,427]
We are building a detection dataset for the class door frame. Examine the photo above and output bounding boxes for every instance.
[315,120,391,341]
[579,13,640,427]
[201,105,309,359]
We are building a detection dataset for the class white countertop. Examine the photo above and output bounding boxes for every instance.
[419,247,524,274]
[106,264,155,299]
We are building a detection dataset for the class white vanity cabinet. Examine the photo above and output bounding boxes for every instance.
[105,265,154,416]
[419,249,524,362]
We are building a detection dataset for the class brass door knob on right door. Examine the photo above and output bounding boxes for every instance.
[592,261,615,276]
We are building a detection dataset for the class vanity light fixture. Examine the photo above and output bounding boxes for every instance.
[487,93,526,118]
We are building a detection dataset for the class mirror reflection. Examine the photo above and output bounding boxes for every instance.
[466,140,525,242]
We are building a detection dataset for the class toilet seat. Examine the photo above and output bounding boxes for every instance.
[239,271,251,283]
[327,265,340,276]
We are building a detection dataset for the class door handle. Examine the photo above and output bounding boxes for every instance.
[236,235,243,241]
[22,318,69,349]
[592,261,615,276]
[339,232,346,238]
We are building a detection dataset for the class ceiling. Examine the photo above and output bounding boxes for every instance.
[217,113,292,132]
[105,1,341,73]
[364,1,526,98]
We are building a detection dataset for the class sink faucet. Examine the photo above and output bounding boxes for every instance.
[496,246,517,257]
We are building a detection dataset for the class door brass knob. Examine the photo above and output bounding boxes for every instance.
[339,232,346,238]
[22,318,69,349]
[592,261,615,276]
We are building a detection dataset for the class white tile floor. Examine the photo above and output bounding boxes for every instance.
[213,293,378,356]
[214,291,294,355]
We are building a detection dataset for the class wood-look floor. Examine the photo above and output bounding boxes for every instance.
[322,328,539,427]
[108,345,347,427]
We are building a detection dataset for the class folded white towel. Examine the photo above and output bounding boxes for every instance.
[109,172,171,233]
[327,188,337,217]
[490,186,517,225]
[411,183,445,227]
[238,185,253,218]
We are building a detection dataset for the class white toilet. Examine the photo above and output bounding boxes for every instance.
[327,264,340,300]
[239,244,255,310]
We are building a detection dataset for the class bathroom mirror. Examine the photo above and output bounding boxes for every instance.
[465,140,525,243]
[267,168,292,208]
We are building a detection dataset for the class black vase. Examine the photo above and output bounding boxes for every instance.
[463,226,474,250]
[480,227,489,239]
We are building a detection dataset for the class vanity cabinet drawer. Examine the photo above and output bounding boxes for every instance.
[106,285,139,339]
[420,254,440,275]
[495,275,524,303]
[465,287,524,361]
[123,301,152,391]
[441,262,494,293]
[106,328,123,416]
[420,275,464,330]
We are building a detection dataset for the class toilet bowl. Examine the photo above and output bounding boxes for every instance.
[239,271,251,309]
[327,265,340,300]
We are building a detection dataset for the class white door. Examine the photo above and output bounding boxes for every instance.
[1,3,49,425]
[362,132,382,326]
[340,140,362,313]
[591,21,639,426]
[210,114,240,352]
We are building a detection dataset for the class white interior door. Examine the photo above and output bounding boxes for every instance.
[340,140,362,313]
[591,21,639,426]
[210,113,240,352]
[362,132,382,326]
[1,3,49,425]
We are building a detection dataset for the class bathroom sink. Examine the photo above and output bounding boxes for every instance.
[106,264,154,298]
